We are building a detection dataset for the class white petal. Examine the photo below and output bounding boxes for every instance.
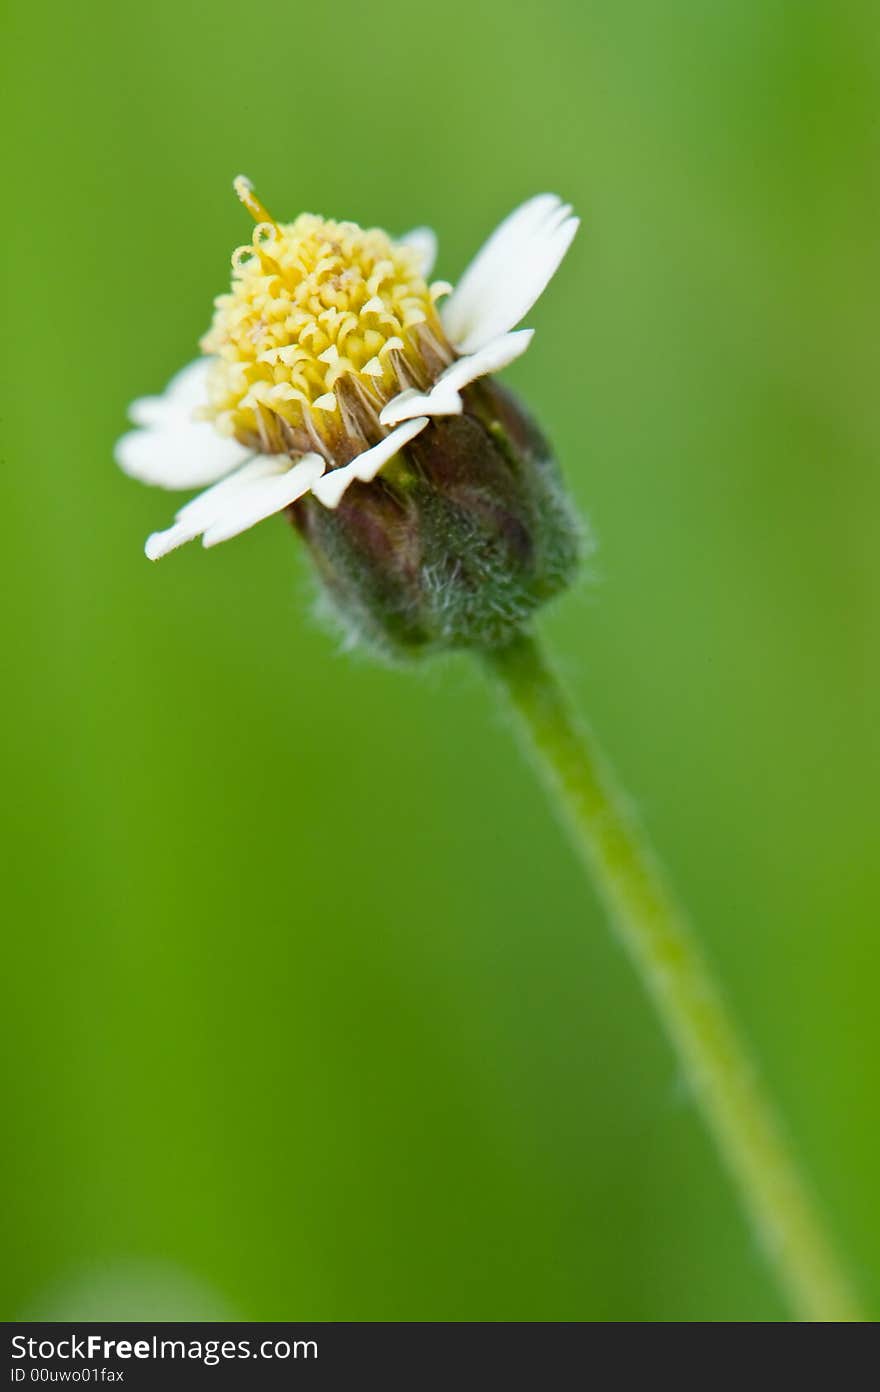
[174,456,289,528]
[145,520,202,562]
[128,398,170,428]
[435,330,533,395]
[118,357,252,490]
[399,226,438,277]
[379,330,534,428]
[144,455,319,560]
[128,360,213,428]
[117,420,252,490]
[145,458,278,559]
[442,196,562,342]
[202,455,325,547]
[441,195,579,354]
[312,418,429,509]
[379,384,462,428]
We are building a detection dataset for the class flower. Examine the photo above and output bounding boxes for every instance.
[116,178,579,561]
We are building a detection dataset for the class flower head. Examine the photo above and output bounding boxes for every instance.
[117,179,582,654]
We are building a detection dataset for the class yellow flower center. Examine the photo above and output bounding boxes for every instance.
[199,177,452,459]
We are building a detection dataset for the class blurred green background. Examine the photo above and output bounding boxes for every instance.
[2,0,878,1323]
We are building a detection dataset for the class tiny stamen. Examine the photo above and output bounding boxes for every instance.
[233,174,278,227]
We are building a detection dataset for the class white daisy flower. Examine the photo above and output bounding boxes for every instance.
[116,177,578,560]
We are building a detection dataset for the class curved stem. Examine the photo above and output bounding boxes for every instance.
[483,630,863,1322]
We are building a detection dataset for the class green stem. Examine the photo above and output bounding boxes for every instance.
[483,630,863,1322]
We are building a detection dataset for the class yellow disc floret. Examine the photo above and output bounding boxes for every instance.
[200,177,452,460]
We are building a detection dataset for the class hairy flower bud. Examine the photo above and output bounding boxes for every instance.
[290,379,581,657]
